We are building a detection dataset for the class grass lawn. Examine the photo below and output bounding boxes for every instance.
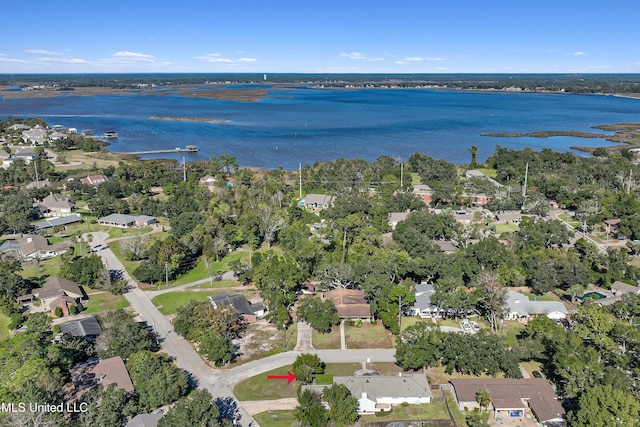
[521,361,544,378]
[151,290,223,315]
[501,320,525,347]
[367,362,404,376]
[519,290,558,302]
[109,240,142,276]
[631,257,640,268]
[0,313,11,341]
[345,323,394,349]
[475,168,498,178]
[446,392,467,425]
[556,214,580,227]
[234,364,300,401]
[107,227,153,239]
[312,326,341,349]
[20,257,62,280]
[495,223,519,234]
[426,365,504,385]
[359,401,451,422]
[401,316,433,332]
[82,290,129,315]
[325,363,362,377]
[253,410,297,427]
[410,172,421,185]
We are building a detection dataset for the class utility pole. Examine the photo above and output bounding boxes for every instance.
[183,157,187,182]
[521,162,528,211]
[397,295,403,334]
[400,162,403,188]
[33,160,40,189]
[299,163,302,200]
[164,262,169,287]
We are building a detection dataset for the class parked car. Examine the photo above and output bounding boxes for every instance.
[460,321,473,333]
[470,320,480,332]
[532,371,543,379]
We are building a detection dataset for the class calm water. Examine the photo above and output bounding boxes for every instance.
[1,87,639,169]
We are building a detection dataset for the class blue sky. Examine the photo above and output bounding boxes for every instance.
[2,0,639,74]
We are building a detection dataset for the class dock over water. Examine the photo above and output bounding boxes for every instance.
[122,146,198,155]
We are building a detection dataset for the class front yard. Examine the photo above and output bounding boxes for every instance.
[151,290,224,315]
[344,322,394,349]
[82,290,129,315]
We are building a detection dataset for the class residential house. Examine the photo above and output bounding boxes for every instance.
[80,174,108,186]
[21,128,48,145]
[299,193,334,211]
[495,211,525,224]
[198,175,217,190]
[464,170,504,189]
[596,281,640,306]
[333,374,432,414]
[69,356,134,401]
[8,123,30,131]
[25,178,51,189]
[449,378,565,426]
[12,149,38,164]
[322,289,371,321]
[125,412,163,427]
[411,283,441,318]
[208,292,266,323]
[37,193,75,217]
[33,214,82,231]
[20,276,85,316]
[432,240,458,254]
[454,210,475,225]
[388,211,409,230]
[505,291,568,321]
[59,316,102,338]
[17,234,69,260]
[412,184,433,204]
[98,213,156,228]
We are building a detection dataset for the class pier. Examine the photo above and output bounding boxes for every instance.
[122,145,198,155]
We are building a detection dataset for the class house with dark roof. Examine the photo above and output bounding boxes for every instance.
[208,292,265,323]
[32,214,82,231]
[322,289,371,320]
[596,281,640,306]
[603,218,622,238]
[69,356,134,401]
[59,316,102,338]
[37,193,75,217]
[25,178,51,189]
[449,378,565,426]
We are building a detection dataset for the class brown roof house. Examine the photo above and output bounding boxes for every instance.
[603,218,622,238]
[69,356,134,401]
[80,174,108,186]
[322,289,371,320]
[17,234,69,260]
[449,378,565,426]
[21,276,85,316]
[37,193,75,217]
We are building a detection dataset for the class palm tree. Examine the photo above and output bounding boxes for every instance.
[468,145,479,168]
[475,388,492,413]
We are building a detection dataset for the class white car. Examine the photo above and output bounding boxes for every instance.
[470,321,480,332]
[460,321,473,333]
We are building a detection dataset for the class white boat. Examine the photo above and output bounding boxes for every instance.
[103,131,119,139]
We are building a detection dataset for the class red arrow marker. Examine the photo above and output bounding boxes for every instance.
[267,371,296,384]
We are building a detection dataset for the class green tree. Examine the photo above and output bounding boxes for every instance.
[469,145,479,168]
[292,353,325,384]
[294,389,328,427]
[126,350,190,410]
[475,388,492,413]
[24,312,52,337]
[159,389,225,427]
[475,271,506,333]
[296,296,339,334]
[323,383,358,427]
[568,384,640,426]
[75,384,134,427]
[95,309,158,359]
[199,334,236,366]
[395,325,443,370]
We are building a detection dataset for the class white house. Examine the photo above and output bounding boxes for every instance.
[505,291,568,320]
[333,375,432,414]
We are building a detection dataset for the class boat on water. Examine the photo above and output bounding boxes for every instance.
[185,145,198,152]
[103,131,119,139]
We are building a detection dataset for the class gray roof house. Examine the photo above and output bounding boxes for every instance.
[125,411,163,427]
[411,283,441,318]
[33,214,82,231]
[596,281,640,306]
[209,293,265,323]
[98,213,156,228]
[333,375,433,414]
[388,212,410,230]
[505,291,568,320]
[60,316,102,337]
[17,234,69,260]
[299,193,334,211]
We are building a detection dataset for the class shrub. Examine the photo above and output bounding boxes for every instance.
[54,307,63,317]
[53,324,61,334]
[69,305,77,315]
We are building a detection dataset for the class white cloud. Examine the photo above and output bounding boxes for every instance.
[426,57,445,61]
[237,57,257,63]
[194,53,258,67]
[395,61,409,65]
[570,51,587,56]
[339,52,367,60]
[0,56,27,63]
[404,57,424,62]
[112,51,154,61]
[26,49,64,56]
